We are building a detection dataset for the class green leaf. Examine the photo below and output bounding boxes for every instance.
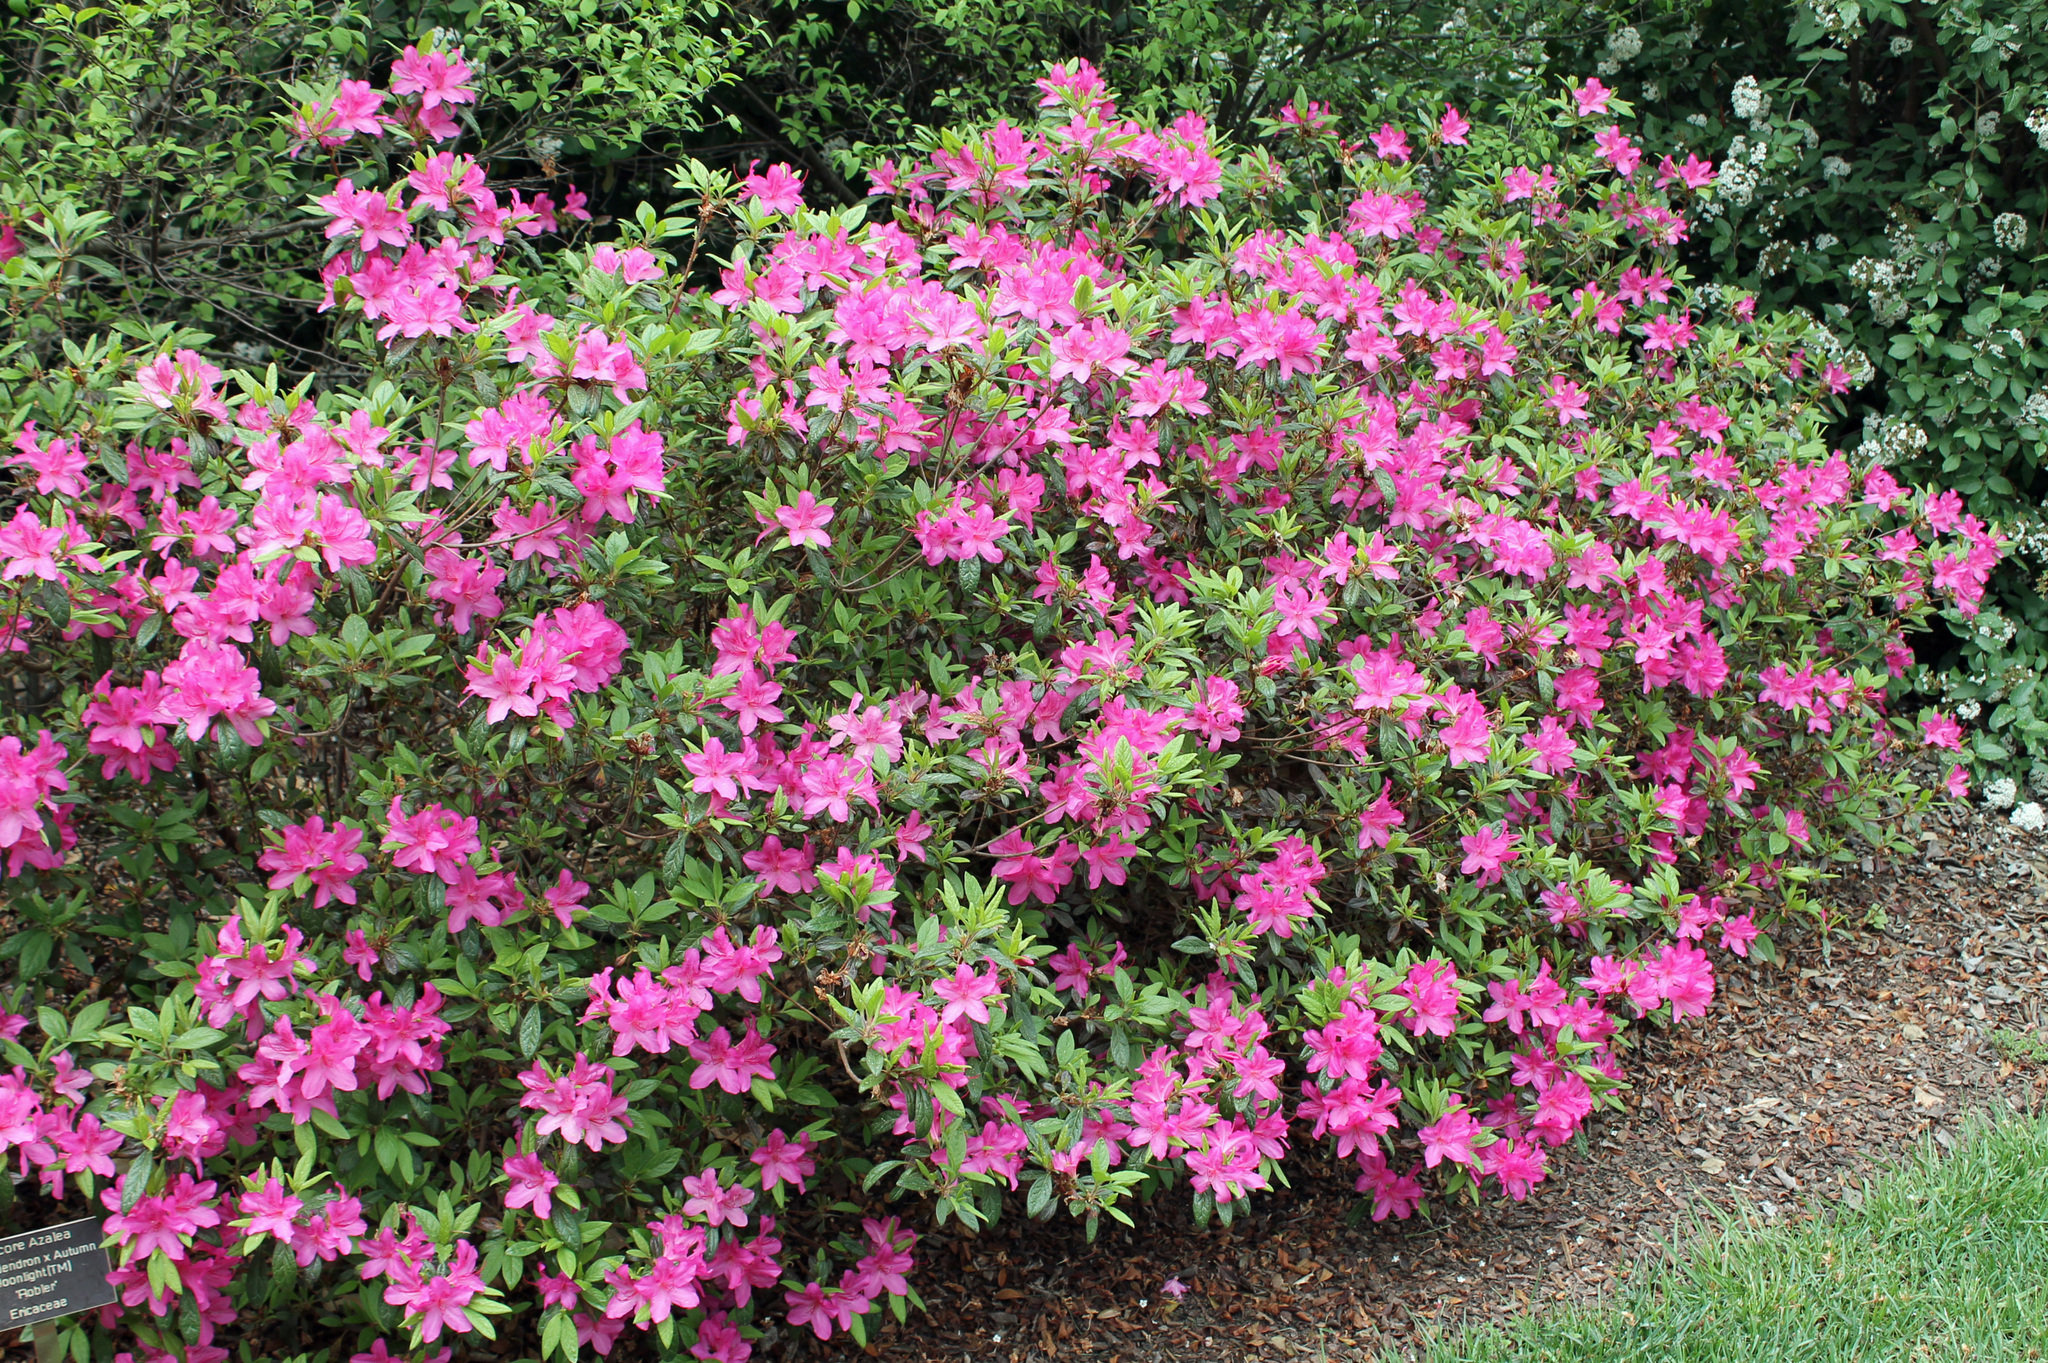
[18,931,52,980]
[121,1149,155,1215]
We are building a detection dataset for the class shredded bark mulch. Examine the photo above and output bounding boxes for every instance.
[855,794,2048,1362]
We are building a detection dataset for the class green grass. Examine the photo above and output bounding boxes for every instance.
[1987,1029,2048,1066]
[1401,1111,2048,1363]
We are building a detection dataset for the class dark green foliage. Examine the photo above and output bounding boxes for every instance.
[0,0,738,371]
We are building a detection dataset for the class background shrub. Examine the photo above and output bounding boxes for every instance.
[1544,0,2048,786]
[0,0,740,375]
[720,0,1608,175]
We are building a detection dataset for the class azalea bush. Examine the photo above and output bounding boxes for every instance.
[0,47,1996,1363]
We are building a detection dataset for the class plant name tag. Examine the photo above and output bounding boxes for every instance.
[0,1218,117,1329]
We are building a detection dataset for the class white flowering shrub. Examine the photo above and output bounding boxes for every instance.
[1578,0,2048,788]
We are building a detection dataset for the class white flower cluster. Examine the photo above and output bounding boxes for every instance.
[1932,667,2019,714]
[1854,416,1928,467]
[1889,34,1915,55]
[1642,81,1663,102]
[2029,107,2048,150]
[1608,25,1643,60]
[1687,112,1711,128]
[1997,516,2048,565]
[2022,390,2048,428]
[1806,0,1863,38]
[1731,75,1768,121]
[1717,160,1758,208]
[1986,776,2019,810]
[1957,699,1984,721]
[1886,213,1925,259]
[1805,314,1846,357]
[1708,134,1773,211]
[1788,119,1820,150]
[2013,802,2046,833]
[1969,611,2020,650]
[1821,154,1852,181]
[1976,111,2002,142]
[1964,327,2027,364]
[1994,212,2028,252]
[1847,220,1930,325]
[1439,5,1469,32]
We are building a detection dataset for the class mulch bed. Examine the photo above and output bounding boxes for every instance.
[857,795,2048,1362]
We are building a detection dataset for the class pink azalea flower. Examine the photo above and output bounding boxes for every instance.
[1573,77,1614,116]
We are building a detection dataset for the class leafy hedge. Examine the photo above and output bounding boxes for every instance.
[0,41,1991,1363]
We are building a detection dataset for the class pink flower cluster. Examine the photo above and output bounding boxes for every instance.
[492,1129,822,1357]
[305,48,590,336]
[378,795,591,934]
[580,925,781,1061]
[237,989,449,1121]
[0,1044,124,1203]
[97,1151,364,1344]
[366,1225,490,1343]
[516,1052,634,1150]
[463,601,630,728]
[194,917,313,1031]
[0,731,70,875]
[580,1203,782,1357]
[784,1217,919,1341]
